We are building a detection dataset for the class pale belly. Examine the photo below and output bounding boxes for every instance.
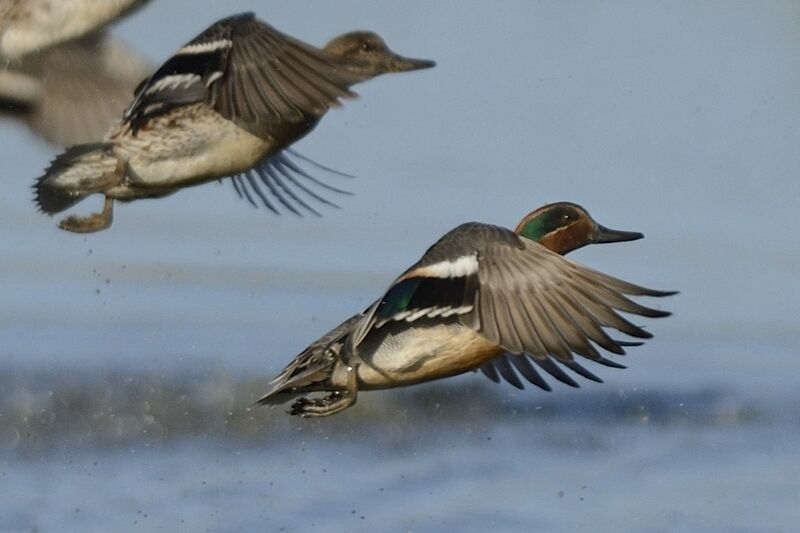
[104,104,273,198]
[354,323,503,390]
[0,1,136,59]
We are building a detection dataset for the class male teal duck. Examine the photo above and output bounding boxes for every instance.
[33,12,435,233]
[258,202,676,417]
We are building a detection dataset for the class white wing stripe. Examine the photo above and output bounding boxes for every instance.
[415,255,478,279]
[145,73,201,95]
[375,304,474,328]
[177,39,233,55]
[438,305,474,318]
[205,71,224,87]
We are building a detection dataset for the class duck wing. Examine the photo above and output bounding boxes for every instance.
[228,150,352,215]
[471,235,674,388]
[344,223,509,352]
[9,33,151,146]
[0,0,150,60]
[124,12,357,138]
[344,222,674,387]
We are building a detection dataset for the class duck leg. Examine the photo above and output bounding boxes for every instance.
[59,196,114,233]
[289,365,358,417]
[57,156,128,233]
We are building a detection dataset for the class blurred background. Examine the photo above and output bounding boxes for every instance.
[1,1,799,531]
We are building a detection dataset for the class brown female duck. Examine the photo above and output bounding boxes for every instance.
[33,12,435,232]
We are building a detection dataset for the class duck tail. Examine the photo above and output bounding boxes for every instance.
[256,378,302,406]
[257,315,361,406]
[34,143,117,214]
[256,348,336,406]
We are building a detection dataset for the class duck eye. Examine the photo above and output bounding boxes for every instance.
[360,43,371,51]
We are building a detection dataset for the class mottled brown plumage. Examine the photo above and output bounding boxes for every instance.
[33,12,435,232]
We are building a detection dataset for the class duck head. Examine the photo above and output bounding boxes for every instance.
[323,31,435,79]
[515,202,644,255]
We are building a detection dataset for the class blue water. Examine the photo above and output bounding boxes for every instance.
[1,1,799,531]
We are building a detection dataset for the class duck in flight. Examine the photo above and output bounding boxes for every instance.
[0,0,151,145]
[258,202,676,417]
[0,0,150,60]
[33,12,435,232]
[1,36,152,147]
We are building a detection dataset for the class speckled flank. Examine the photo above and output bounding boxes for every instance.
[30,12,435,231]
[105,104,272,198]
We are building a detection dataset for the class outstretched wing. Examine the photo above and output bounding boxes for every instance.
[472,236,674,389]
[229,150,352,215]
[344,222,674,388]
[13,34,152,146]
[123,12,357,137]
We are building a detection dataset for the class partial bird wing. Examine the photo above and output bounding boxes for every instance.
[229,150,352,216]
[474,236,672,351]
[344,223,508,353]
[471,234,673,388]
[18,34,151,145]
[124,12,357,138]
[0,0,150,60]
[345,222,674,387]
[0,67,41,106]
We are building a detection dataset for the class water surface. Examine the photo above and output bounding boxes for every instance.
[1,1,798,531]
